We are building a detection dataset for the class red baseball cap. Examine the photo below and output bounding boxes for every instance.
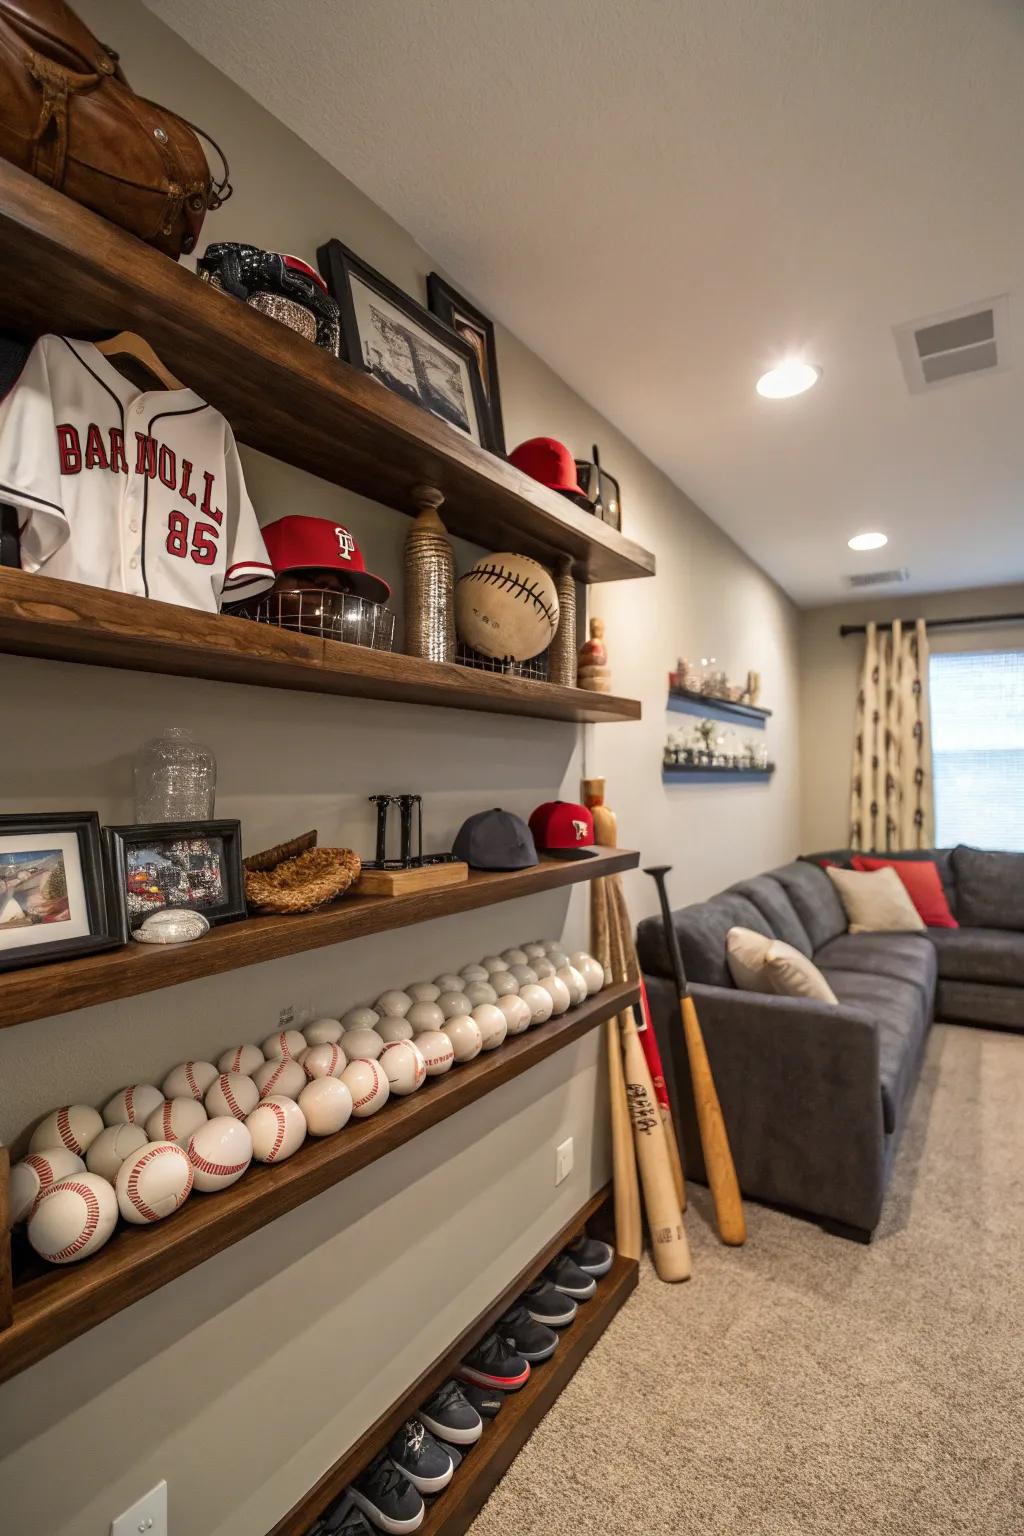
[509,438,587,500]
[528,801,596,860]
[261,516,390,603]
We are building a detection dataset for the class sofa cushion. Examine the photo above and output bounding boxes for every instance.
[925,927,1024,988]
[726,927,838,1002]
[952,847,1024,931]
[636,893,772,988]
[768,861,848,949]
[803,849,958,914]
[817,969,929,1133]
[728,874,813,954]
[826,865,925,933]
[851,855,958,928]
[813,932,938,1002]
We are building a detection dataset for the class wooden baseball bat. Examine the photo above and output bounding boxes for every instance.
[646,865,746,1246]
[637,974,687,1210]
[591,877,641,1261]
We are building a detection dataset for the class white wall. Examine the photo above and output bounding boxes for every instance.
[0,4,800,1532]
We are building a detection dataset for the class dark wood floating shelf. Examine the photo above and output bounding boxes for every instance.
[663,763,775,783]
[0,162,654,584]
[667,686,771,727]
[0,845,638,1031]
[0,984,637,1387]
[0,569,642,726]
[267,1187,636,1536]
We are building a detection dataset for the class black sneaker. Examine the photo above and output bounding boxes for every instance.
[315,1493,377,1535]
[446,1443,464,1471]
[418,1380,483,1445]
[458,1330,530,1391]
[545,1253,597,1300]
[521,1278,578,1328]
[349,1454,424,1534]
[388,1419,454,1495]
[460,1382,505,1419]
[567,1232,614,1277]
[498,1303,558,1362]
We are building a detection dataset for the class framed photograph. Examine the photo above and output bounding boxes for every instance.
[105,820,246,940]
[426,274,506,455]
[0,812,120,971]
[575,447,623,531]
[317,240,496,451]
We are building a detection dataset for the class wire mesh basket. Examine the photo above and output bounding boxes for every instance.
[455,643,549,682]
[227,589,397,651]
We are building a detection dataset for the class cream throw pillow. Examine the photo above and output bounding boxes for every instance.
[826,864,925,933]
[726,927,838,1004]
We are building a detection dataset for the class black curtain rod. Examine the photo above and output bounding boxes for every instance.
[840,611,1024,637]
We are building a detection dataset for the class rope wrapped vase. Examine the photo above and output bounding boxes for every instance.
[404,485,456,662]
[548,557,578,687]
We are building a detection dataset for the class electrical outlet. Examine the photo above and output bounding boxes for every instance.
[555,1137,574,1185]
[111,1481,167,1536]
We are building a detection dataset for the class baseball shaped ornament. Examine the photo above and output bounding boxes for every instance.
[245,1096,307,1164]
[341,1024,384,1061]
[340,1005,381,1031]
[187,1117,253,1191]
[205,1072,260,1121]
[217,1043,265,1077]
[379,1039,427,1096]
[260,1028,307,1062]
[519,982,554,1026]
[162,1060,218,1102]
[539,974,571,1016]
[299,1042,347,1080]
[557,965,587,1007]
[464,979,497,1007]
[570,952,606,995]
[9,1150,85,1223]
[497,994,531,1036]
[28,1173,117,1264]
[523,942,548,960]
[102,1084,164,1128]
[442,1014,483,1064]
[532,957,556,979]
[459,963,489,983]
[144,1097,207,1148]
[405,981,440,1003]
[472,1003,507,1051]
[341,1058,390,1118]
[115,1140,193,1224]
[406,1000,445,1034]
[414,1029,456,1077]
[30,1104,104,1158]
[487,970,518,997]
[377,1015,415,1043]
[374,990,412,1019]
[132,907,209,944]
[253,1057,307,1101]
[433,972,465,993]
[502,947,529,966]
[509,963,538,987]
[437,990,473,1020]
[303,1017,344,1046]
[455,553,559,662]
[298,1077,353,1136]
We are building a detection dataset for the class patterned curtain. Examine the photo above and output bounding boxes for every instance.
[850,618,934,850]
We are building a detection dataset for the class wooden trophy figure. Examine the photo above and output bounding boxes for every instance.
[577,616,611,693]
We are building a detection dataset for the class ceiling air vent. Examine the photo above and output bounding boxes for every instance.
[894,295,1010,393]
[847,568,909,589]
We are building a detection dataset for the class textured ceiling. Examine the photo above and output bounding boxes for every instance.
[149,0,1024,606]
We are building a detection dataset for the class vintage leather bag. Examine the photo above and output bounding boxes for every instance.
[0,0,231,257]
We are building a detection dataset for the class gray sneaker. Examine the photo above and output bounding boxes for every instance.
[418,1379,483,1445]
[388,1419,454,1494]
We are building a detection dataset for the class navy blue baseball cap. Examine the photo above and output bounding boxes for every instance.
[453,809,538,870]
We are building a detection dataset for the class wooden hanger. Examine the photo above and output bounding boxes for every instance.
[94,331,184,392]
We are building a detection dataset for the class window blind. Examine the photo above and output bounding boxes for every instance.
[930,649,1024,851]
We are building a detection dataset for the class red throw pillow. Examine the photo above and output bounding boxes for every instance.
[851,857,958,928]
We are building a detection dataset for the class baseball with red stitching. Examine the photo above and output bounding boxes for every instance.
[303,1017,344,1046]
[379,1039,427,1096]
[341,1057,390,1118]
[217,1043,265,1077]
[245,1095,307,1163]
[455,552,559,662]
[298,1076,354,1135]
[85,1123,149,1184]
[187,1117,254,1191]
[162,1060,219,1102]
[27,1172,118,1264]
[204,1071,260,1121]
[9,1148,85,1224]
[253,1056,307,1101]
[299,1042,348,1081]
[260,1028,307,1062]
[408,1029,455,1077]
[29,1104,104,1158]
[144,1096,208,1148]
[102,1083,164,1128]
[115,1140,194,1224]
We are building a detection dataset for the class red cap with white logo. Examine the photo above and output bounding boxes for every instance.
[260,515,390,602]
[528,801,596,860]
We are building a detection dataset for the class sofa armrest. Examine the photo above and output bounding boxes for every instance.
[644,975,887,1232]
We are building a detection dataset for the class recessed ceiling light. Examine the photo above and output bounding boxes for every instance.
[756,360,821,399]
[848,531,888,552]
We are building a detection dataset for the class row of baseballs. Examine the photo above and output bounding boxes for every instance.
[11,939,606,1269]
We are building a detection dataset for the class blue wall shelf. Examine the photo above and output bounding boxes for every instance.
[666,687,771,729]
[662,765,775,784]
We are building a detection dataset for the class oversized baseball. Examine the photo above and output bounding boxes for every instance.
[187,1117,253,1192]
[253,1057,307,1101]
[9,1149,85,1223]
[102,1084,164,1128]
[144,1097,208,1148]
[30,1104,104,1158]
[496,993,531,1036]
[340,1025,384,1061]
[519,982,554,1026]
[379,1039,427,1096]
[115,1141,193,1224]
[570,952,605,995]
[260,1028,307,1062]
[205,1072,259,1121]
[434,972,465,993]
[245,1096,307,1163]
[341,1058,390,1118]
[442,1014,483,1064]
[340,1006,381,1031]
[303,1017,344,1046]
[405,981,440,1003]
[373,990,412,1019]
[414,1029,456,1077]
[377,1015,415,1043]
[162,1060,218,1102]
[298,1077,353,1136]
[557,964,587,1007]
[539,974,571,1015]
[455,553,559,662]
[472,1003,507,1051]
[299,1042,347,1080]
[28,1173,118,1263]
[217,1043,264,1076]
[406,1000,445,1034]
[437,990,473,1020]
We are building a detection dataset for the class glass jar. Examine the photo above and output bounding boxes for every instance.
[134,728,217,823]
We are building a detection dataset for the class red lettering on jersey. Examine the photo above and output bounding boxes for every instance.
[179,458,197,506]
[109,428,128,474]
[158,444,177,489]
[84,423,109,472]
[200,470,223,527]
[57,424,82,474]
[134,432,157,478]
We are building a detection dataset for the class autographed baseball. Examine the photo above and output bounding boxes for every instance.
[442,1014,483,1064]
[518,982,554,1026]
[187,1117,253,1191]
[406,1000,445,1034]
[298,1077,353,1136]
[299,1042,347,1080]
[405,981,440,1003]
[28,1173,117,1263]
[102,1084,164,1127]
[144,1097,208,1148]
[115,1140,193,1224]
[496,994,531,1036]
[260,1028,307,1062]
[217,1043,265,1076]
[245,1096,307,1163]
[414,1029,456,1077]
[377,1015,415,1043]
[303,1017,344,1046]
[341,1058,390,1118]
[30,1104,104,1158]
[340,1006,381,1031]
[379,1039,427,1096]
[374,990,413,1019]
[9,1149,85,1223]
[162,1060,218,1102]
[539,974,571,1016]
[253,1057,307,1101]
[205,1072,260,1121]
[455,553,559,662]
[340,1025,384,1061]
[472,1003,507,1051]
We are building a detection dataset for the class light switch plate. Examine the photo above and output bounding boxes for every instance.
[555,1137,574,1185]
[111,1480,167,1536]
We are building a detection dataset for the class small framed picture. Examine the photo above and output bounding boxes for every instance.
[105,820,246,940]
[426,274,506,455]
[317,239,496,451]
[0,812,120,972]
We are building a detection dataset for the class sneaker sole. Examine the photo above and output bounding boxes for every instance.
[516,1340,558,1362]
[348,1486,425,1534]
[391,1454,454,1495]
[417,1410,483,1446]
[458,1362,531,1391]
[525,1303,577,1327]
[575,1254,614,1277]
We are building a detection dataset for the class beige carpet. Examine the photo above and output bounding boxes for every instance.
[470,1024,1024,1535]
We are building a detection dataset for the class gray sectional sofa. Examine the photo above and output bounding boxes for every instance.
[637,846,1024,1240]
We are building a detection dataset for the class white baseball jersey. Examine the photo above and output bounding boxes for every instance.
[0,335,274,611]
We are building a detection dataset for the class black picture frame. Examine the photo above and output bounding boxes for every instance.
[426,273,506,456]
[105,819,246,941]
[0,811,121,972]
[317,239,497,451]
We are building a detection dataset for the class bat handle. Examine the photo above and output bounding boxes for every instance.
[644,865,689,999]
